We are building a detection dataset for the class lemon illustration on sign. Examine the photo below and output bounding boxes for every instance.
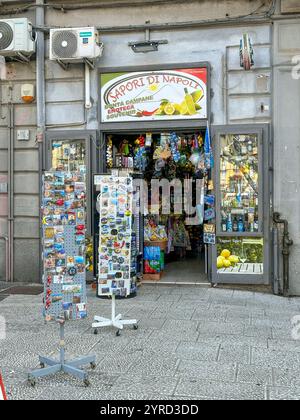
[149,84,159,92]
[155,105,165,115]
[191,89,204,103]
[164,103,176,115]
[221,249,231,259]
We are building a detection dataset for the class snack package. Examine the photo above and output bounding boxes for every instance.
[144,260,161,274]
[144,246,161,261]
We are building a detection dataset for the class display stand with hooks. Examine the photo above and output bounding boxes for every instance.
[93,174,139,336]
[28,318,96,387]
[92,294,138,337]
[28,171,96,387]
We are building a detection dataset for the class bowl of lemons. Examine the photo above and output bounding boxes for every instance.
[217,249,240,270]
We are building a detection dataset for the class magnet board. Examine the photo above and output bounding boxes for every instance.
[42,171,88,321]
[96,175,136,298]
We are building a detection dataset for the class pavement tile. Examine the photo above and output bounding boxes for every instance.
[267,338,300,353]
[198,321,245,336]
[273,367,300,387]
[218,343,250,364]
[129,353,179,377]
[151,308,195,321]
[197,334,268,349]
[251,347,300,369]
[111,374,178,396]
[176,360,235,382]
[192,308,227,322]
[267,386,300,400]
[244,325,273,339]
[175,377,265,400]
[176,341,218,362]
[236,364,273,385]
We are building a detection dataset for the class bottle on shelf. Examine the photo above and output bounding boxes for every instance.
[233,216,238,232]
[226,213,233,232]
[221,215,227,232]
[238,216,244,232]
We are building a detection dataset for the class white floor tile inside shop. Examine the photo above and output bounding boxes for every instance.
[1,285,300,400]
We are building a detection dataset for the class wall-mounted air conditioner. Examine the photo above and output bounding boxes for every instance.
[0,18,35,57]
[50,27,103,63]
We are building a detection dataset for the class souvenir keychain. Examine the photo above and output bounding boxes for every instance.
[134,135,147,171]
[106,136,113,169]
[169,132,181,163]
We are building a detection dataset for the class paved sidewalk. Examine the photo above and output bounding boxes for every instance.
[0,285,300,400]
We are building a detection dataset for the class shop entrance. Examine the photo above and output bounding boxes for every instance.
[102,131,209,285]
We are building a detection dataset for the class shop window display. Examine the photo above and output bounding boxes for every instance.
[219,134,260,233]
[105,131,214,281]
[217,237,264,274]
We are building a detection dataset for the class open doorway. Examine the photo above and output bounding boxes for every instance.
[103,131,210,285]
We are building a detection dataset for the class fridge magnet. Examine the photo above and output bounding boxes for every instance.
[204,224,215,234]
[203,233,216,245]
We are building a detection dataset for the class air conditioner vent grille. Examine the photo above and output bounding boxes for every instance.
[52,30,77,58]
[0,22,13,50]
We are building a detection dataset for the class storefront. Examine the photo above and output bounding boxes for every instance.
[44,61,271,287]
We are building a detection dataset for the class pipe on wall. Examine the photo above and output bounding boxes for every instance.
[273,212,293,297]
[0,235,9,283]
[7,86,14,283]
[36,0,46,284]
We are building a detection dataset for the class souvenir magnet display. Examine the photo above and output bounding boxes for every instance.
[97,175,137,298]
[41,171,88,321]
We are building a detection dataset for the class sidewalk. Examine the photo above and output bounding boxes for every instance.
[0,284,300,400]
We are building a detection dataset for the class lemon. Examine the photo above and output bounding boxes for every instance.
[164,103,176,115]
[155,105,165,115]
[223,259,231,268]
[229,255,239,264]
[191,89,204,103]
[217,256,224,269]
[221,249,231,259]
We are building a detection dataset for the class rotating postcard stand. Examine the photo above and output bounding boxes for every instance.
[28,171,96,387]
[92,174,138,336]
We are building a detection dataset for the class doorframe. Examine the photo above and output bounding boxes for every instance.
[210,123,272,285]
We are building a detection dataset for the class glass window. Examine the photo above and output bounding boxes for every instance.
[219,134,259,233]
[51,139,86,172]
[217,237,264,275]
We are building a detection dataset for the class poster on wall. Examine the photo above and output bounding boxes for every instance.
[100,67,208,123]
[42,171,88,322]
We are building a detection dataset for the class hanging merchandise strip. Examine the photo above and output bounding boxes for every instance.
[97,175,136,298]
[42,171,88,322]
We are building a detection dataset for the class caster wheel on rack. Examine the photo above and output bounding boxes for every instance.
[40,363,45,369]
[84,379,91,387]
[116,330,121,337]
[133,325,138,330]
[90,362,96,370]
[93,329,98,335]
[28,378,36,388]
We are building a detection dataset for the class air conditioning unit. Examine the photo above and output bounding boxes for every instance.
[50,27,103,62]
[0,18,35,57]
